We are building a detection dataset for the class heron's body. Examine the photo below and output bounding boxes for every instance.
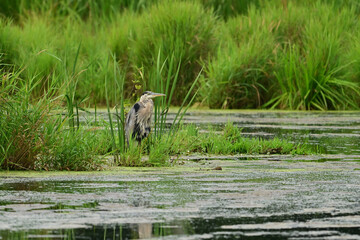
[125,91,165,146]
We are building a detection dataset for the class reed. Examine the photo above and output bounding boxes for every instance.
[0,56,110,170]
[141,48,203,165]
[104,53,127,164]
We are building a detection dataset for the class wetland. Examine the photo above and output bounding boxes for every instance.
[1,110,360,239]
[2,1,360,239]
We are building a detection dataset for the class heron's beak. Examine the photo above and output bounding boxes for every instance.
[149,92,166,98]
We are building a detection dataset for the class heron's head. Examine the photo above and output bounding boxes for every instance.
[140,91,166,101]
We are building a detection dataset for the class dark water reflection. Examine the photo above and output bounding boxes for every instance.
[2,216,360,240]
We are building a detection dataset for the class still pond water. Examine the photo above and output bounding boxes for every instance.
[1,111,360,239]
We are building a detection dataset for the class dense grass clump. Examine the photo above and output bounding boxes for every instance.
[200,2,360,110]
[268,3,360,110]
[0,104,111,170]
[1,98,48,170]
[37,128,110,171]
[0,96,110,170]
[0,66,111,170]
[199,7,277,108]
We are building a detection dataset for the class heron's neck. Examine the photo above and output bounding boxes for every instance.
[140,96,153,104]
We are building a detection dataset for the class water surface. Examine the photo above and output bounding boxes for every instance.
[1,110,360,239]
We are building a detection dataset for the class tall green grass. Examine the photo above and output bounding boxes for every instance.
[0,14,123,105]
[200,0,262,19]
[0,58,110,170]
[0,0,267,22]
[199,5,278,109]
[266,2,360,110]
[105,54,126,164]
[200,2,360,110]
[0,0,157,20]
[1,0,360,110]
[0,57,313,170]
[147,51,203,166]
[132,0,218,104]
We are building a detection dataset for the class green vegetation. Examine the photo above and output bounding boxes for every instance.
[0,0,348,171]
[0,67,110,170]
[0,61,311,171]
[0,0,360,110]
[146,122,312,166]
[110,51,204,166]
[0,65,312,170]
[200,1,360,109]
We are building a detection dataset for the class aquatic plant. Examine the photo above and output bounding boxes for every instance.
[145,122,314,165]
[0,92,50,170]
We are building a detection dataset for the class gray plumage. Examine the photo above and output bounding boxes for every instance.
[125,91,165,146]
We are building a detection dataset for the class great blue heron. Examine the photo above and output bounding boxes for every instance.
[125,91,166,146]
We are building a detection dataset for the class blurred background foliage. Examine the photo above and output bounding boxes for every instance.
[1,0,360,110]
